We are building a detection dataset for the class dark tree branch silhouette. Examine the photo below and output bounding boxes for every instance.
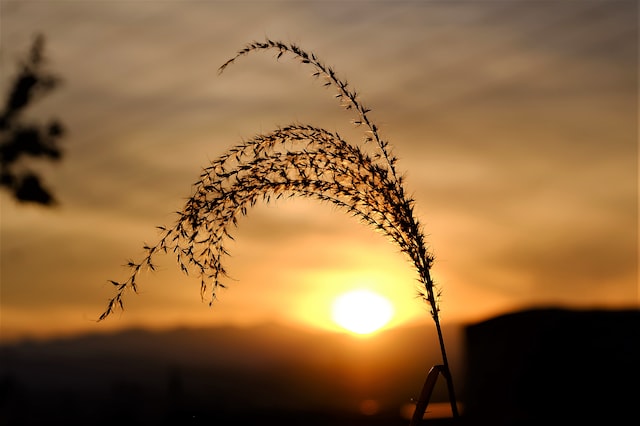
[0,34,65,205]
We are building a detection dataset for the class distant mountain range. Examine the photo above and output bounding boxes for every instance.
[4,308,636,426]
[0,322,464,425]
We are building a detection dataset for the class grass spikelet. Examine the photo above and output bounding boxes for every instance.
[101,39,459,418]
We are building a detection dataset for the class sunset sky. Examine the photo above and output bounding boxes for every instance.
[1,0,637,343]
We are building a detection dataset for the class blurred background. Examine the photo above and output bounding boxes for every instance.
[1,1,637,424]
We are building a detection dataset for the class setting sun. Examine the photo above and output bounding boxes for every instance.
[331,289,394,335]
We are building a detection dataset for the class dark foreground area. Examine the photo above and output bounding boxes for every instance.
[463,308,639,426]
[1,322,460,426]
[1,308,638,425]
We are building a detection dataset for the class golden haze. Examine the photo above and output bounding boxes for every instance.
[0,1,637,342]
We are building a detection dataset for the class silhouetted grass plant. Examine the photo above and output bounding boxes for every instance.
[101,39,459,421]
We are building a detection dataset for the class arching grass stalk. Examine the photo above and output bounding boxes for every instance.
[100,39,459,420]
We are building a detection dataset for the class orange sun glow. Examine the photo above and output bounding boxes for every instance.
[331,289,394,335]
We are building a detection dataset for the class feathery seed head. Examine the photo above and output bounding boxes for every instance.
[101,39,439,321]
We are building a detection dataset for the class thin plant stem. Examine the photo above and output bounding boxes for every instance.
[431,294,460,419]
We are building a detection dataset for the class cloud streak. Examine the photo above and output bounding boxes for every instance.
[0,1,636,341]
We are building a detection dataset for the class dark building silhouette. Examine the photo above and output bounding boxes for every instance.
[463,308,639,426]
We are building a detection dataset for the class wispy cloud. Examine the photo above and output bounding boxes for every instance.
[1,0,636,340]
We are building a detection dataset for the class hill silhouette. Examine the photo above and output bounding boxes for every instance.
[2,308,637,425]
[0,322,463,425]
[464,308,639,426]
